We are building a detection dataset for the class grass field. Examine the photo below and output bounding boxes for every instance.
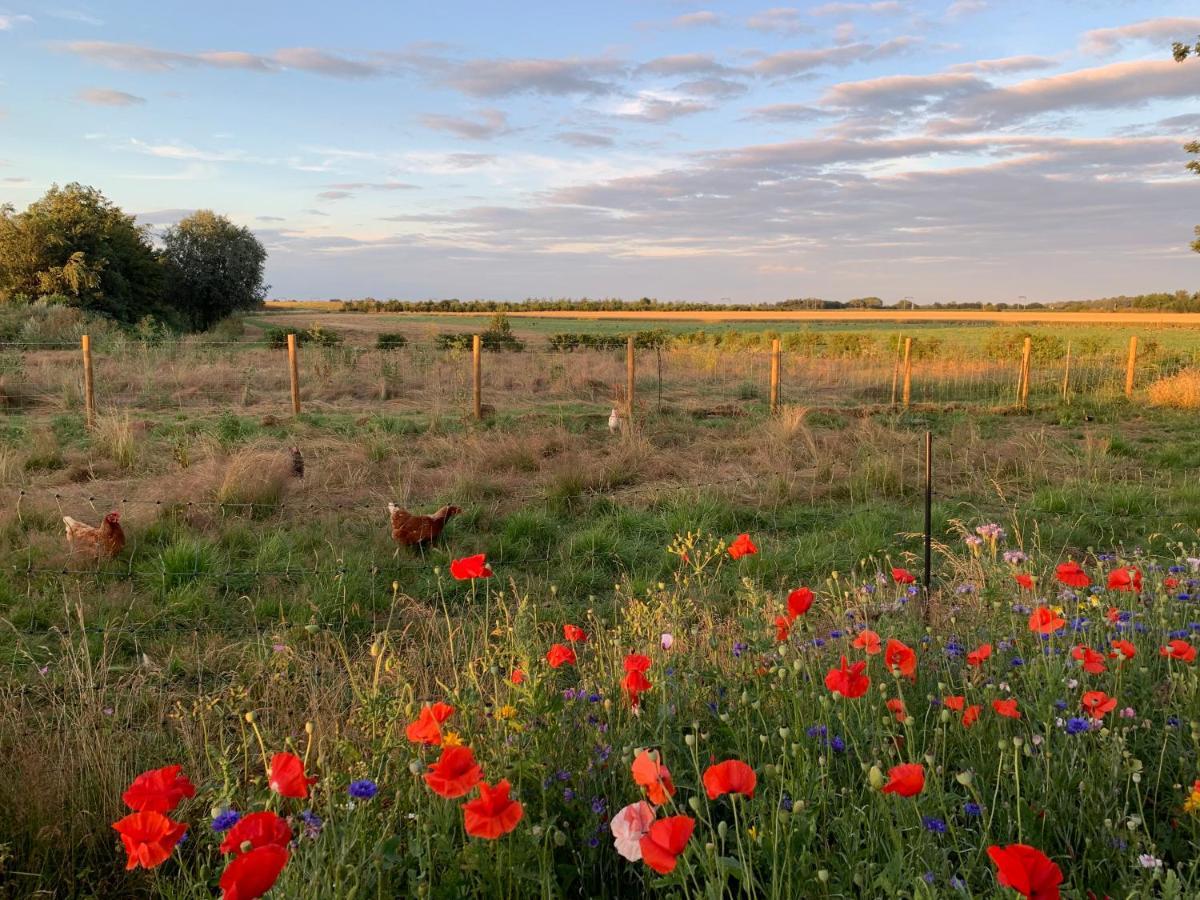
[2,312,1200,897]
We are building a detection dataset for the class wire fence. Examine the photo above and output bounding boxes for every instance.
[3,335,1197,423]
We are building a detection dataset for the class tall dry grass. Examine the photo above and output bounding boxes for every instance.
[1148,368,1200,409]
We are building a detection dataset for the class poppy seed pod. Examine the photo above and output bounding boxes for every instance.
[868,766,885,789]
[717,821,727,840]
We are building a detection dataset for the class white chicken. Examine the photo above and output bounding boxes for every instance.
[608,407,622,433]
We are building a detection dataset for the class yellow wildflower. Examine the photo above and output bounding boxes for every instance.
[441,731,464,748]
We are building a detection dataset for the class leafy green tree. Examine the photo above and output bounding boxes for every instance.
[1176,39,1200,252]
[160,211,268,331]
[0,183,163,322]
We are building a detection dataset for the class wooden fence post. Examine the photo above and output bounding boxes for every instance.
[287,333,301,416]
[81,334,95,429]
[626,336,636,423]
[1124,335,1138,398]
[769,338,781,415]
[901,337,913,408]
[472,334,482,420]
[890,334,903,406]
[1061,340,1072,403]
[1018,336,1032,409]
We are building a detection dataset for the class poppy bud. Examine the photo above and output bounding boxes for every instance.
[868,766,885,789]
[688,796,702,813]
[939,709,951,723]
[244,711,256,723]
[1012,737,1024,748]
[956,771,973,786]
[391,581,399,592]
[305,623,318,634]
[924,753,935,766]
[818,870,830,883]
[370,641,381,657]
[719,713,730,723]
[759,735,768,745]
[685,734,696,747]
[408,760,423,775]
[717,821,728,840]
[905,716,915,727]
[553,830,566,847]
[210,805,222,818]
[603,699,612,712]
[305,721,314,735]
[778,727,790,740]
[531,826,543,837]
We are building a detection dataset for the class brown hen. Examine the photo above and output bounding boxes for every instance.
[63,511,126,558]
[388,503,461,546]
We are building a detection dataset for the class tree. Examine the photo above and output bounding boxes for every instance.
[1175,39,1200,252]
[0,183,163,321]
[160,211,268,330]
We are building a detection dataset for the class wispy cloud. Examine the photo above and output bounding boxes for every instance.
[1081,17,1200,56]
[746,8,808,35]
[418,108,509,140]
[670,11,722,28]
[0,13,34,29]
[810,2,903,16]
[57,41,382,78]
[77,88,146,106]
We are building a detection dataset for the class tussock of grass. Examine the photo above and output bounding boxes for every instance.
[93,411,138,469]
[1148,367,1200,409]
[212,447,293,513]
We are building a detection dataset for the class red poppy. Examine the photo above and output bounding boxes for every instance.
[962,705,981,728]
[462,779,524,839]
[824,656,870,699]
[993,698,1021,719]
[1071,645,1107,675]
[1160,640,1197,663]
[1165,576,1180,590]
[624,654,652,673]
[852,629,882,654]
[728,533,757,560]
[623,669,653,707]
[1015,573,1034,590]
[220,844,289,900]
[1028,607,1065,635]
[702,760,756,800]
[891,567,916,585]
[987,843,1063,900]
[510,669,525,685]
[112,811,188,870]
[1109,640,1136,663]
[1081,690,1117,720]
[424,745,484,799]
[546,643,576,668]
[219,811,293,856]
[881,763,924,797]
[1106,567,1142,592]
[943,695,965,711]
[405,702,455,745]
[786,587,814,618]
[886,698,907,722]
[966,643,992,667]
[639,816,695,875]
[122,765,196,814]
[1105,607,1122,625]
[1054,561,1090,589]
[268,752,316,799]
[631,750,675,805]
[449,554,493,580]
[884,638,917,681]
[563,624,588,643]
[773,615,791,642]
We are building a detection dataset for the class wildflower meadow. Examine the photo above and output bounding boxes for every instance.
[90,528,1200,898]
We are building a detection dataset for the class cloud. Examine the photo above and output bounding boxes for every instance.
[134,208,197,225]
[418,108,509,139]
[675,77,749,100]
[2,176,31,185]
[810,2,903,16]
[1081,17,1200,56]
[77,88,146,106]
[948,55,1057,74]
[746,7,808,35]
[636,54,734,77]
[326,181,419,191]
[614,92,710,122]
[128,139,243,161]
[753,37,916,78]
[555,131,615,148]
[48,9,104,25]
[442,153,496,168]
[257,215,286,222]
[437,57,623,97]
[0,14,34,29]
[671,11,722,28]
[945,0,986,18]
[56,41,381,78]
[317,190,353,200]
[744,103,830,122]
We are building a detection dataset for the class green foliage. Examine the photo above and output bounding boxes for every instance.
[375,332,409,350]
[264,325,343,348]
[0,184,164,323]
[983,329,1066,361]
[161,210,268,331]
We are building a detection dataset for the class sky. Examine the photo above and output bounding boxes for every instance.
[1,1,1199,303]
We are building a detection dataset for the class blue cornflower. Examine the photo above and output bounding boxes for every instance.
[588,836,600,848]
[1054,699,1068,710]
[591,797,607,815]
[830,630,844,639]
[587,693,601,703]
[212,809,241,832]
[922,817,947,834]
[349,779,378,800]
[951,876,968,891]
[1167,716,1181,728]
[779,792,794,812]
[732,642,748,658]
[807,724,828,739]
[556,769,571,782]
[829,736,846,753]
[923,871,937,884]
[813,638,826,648]
[963,802,982,817]
[563,788,575,802]
[1065,717,1091,735]
[594,745,611,762]
[1169,629,1190,640]
[1010,657,1025,667]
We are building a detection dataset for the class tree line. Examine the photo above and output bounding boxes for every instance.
[0,184,268,332]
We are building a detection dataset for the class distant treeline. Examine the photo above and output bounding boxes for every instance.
[325,291,1200,313]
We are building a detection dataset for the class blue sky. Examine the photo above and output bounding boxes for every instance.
[1,1,1199,302]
